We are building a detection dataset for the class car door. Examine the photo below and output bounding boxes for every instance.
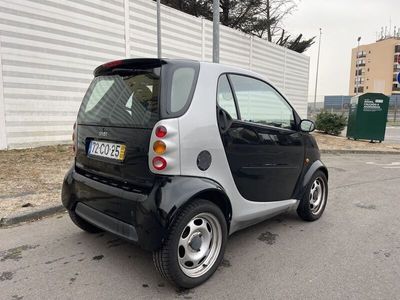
[217,74,304,202]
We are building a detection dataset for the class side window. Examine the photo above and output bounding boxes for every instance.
[170,67,196,113]
[229,74,294,129]
[217,75,238,119]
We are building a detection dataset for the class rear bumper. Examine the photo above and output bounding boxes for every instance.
[75,202,138,242]
[61,167,165,251]
[62,166,229,251]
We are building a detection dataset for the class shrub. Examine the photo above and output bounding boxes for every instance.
[315,111,347,136]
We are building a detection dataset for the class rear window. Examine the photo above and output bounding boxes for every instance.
[78,68,160,128]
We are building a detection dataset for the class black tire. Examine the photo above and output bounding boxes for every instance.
[297,170,328,222]
[153,199,228,289]
[68,209,103,233]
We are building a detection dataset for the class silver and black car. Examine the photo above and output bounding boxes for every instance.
[62,58,328,288]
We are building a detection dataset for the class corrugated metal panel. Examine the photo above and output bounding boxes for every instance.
[0,0,309,149]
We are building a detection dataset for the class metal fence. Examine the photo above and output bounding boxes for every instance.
[0,0,310,149]
[307,95,400,125]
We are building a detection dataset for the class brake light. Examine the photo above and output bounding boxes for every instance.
[155,126,167,138]
[72,122,77,155]
[152,156,167,170]
[153,140,166,155]
[103,60,123,69]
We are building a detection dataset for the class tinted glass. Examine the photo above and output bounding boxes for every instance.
[229,75,294,129]
[169,67,196,113]
[217,75,238,119]
[78,68,160,128]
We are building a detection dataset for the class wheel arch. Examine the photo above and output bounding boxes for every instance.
[293,160,328,200]
[302,160,328,187]
[158,177,232,231]
[188,189,232,229]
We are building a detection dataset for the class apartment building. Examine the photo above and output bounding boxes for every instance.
[349,37,400,96]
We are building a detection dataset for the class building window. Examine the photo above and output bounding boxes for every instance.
[395,45,400,53]
[357,51,366,58]
[354,77,364,85]
[393,84,400,91]
[356,59,365,66]
[354,87,364,93]
[355,69,363,76]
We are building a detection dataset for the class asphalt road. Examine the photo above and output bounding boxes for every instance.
[1,154,400,300]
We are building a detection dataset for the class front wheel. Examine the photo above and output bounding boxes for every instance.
[297,170,328,221]
[153,200,228,288]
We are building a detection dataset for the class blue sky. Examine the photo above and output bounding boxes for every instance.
[284,0,397,101]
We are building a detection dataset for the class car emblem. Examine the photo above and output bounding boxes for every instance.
[98,129,108,137]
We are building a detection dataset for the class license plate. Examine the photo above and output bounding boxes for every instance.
[88,140,126,161]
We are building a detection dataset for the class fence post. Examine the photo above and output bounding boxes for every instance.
[249,36,253,70]
[201,18,205,61]
[0,38,7,149]
[124,0,130,58]
[283,47,287,91]
[394,95,398,123]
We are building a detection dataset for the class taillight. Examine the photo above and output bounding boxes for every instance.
[152,156,167,170]
[72,122,77,155]
[153,140,166,155]
[155,126,167,138]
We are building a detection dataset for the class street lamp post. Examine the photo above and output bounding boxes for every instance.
[355,36,361,95]
[313,28,322,115]
[212,0,220,63]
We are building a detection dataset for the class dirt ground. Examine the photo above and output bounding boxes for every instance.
[0,145,73,219]
[313,132,400,152]
[1,133,399,218]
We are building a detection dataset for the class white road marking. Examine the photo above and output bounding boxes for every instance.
[366,162,400,167]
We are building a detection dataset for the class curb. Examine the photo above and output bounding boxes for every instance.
[0,205,66,227]
[320,149,400,155]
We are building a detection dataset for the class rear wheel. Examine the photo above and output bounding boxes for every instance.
[68,209,103,233]
[297,170,328,221]
[153,200,227,288]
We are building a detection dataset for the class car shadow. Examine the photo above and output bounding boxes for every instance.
[70,211,305,295]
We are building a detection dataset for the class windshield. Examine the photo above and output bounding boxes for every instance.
[77,68,160,128]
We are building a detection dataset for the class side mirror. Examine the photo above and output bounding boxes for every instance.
[300,119,315,132]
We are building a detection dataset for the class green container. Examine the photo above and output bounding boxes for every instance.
[346,93,389,142]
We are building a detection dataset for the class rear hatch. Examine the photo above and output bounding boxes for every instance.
[75,60,163,192]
